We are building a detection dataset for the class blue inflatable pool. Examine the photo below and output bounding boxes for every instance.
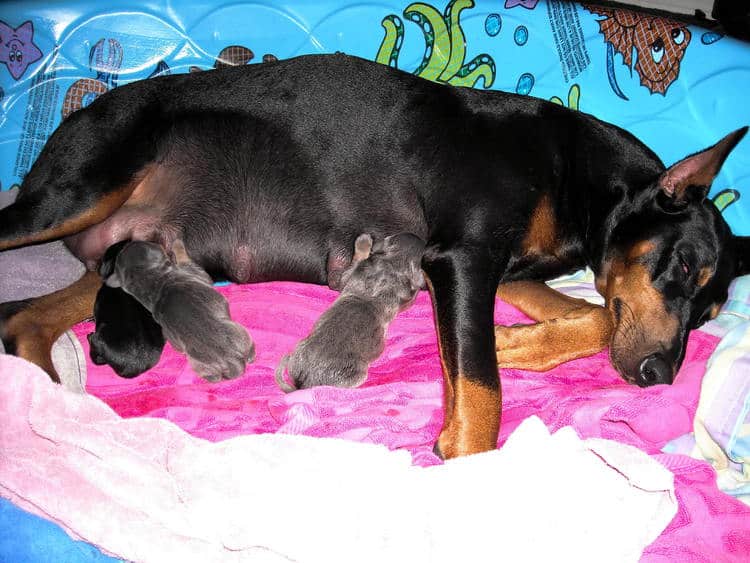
[0,0,748,232]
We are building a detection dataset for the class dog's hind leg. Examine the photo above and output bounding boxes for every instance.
[0,271,101,382]
[423,245,502,459]
[0,99,158,251]
[494,281,613,370]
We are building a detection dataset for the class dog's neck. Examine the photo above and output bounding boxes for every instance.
[572,124,666,277]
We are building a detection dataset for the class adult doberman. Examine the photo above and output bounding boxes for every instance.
[0,54,748,459]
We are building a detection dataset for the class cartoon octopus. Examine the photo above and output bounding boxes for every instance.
[585,5,691,95]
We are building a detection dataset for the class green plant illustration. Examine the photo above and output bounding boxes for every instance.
[376,0,496,88]
[712,188,740,213]
[550,84,581,110]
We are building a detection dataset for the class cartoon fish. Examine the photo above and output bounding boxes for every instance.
[585,5,691,95]
[0,20,43,80]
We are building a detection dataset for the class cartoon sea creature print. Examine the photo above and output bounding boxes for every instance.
[61,38,123,119]
[515,72,534,95]
[0,21,43,80]
[190,45,258,73]
[584,5,691,96]
[504,0,539,9]
[485,13,502,36]
[148,60,171,79]
[376,0,496,88]
[550,84,581,110]
[90,38,123,89]
[712,188,740,213]
[701,31,723,45]
[62,78,108,119]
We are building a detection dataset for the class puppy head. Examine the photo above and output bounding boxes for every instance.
[107,241,172,291]
[375,233,426,303]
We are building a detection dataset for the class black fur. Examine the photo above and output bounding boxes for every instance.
[88,284,165,378]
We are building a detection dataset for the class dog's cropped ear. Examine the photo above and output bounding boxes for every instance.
[353,234,373,261]
[733,235,750,277]
[659,127,748,205]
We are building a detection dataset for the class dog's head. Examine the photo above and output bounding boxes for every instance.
[596,127,749,386]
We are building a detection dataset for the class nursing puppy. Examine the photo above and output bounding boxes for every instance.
[103,240,254,381]
[275,232,425,392]
[88,241,165,377]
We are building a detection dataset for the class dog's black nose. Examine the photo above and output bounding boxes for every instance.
[637,354,673,387]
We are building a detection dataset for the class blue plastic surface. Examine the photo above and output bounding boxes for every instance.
[0,497,121,562]
[0,0,748,231]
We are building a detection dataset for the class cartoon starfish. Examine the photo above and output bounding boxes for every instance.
[0,20,43,80]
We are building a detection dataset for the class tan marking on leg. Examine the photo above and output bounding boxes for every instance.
[424,272,455,432]
[521,194,558,255]
[436,377,500,458]
[3,271,101,382]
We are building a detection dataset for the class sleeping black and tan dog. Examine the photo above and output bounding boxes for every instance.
[88,241,166,378]
[275,232,425,392]
[0,53,748,458]
[102,239,254,381]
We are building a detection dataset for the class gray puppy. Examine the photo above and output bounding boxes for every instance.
[275,232,425,392]
[103,240,254,381]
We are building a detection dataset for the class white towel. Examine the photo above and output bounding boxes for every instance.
[0,355,676,562]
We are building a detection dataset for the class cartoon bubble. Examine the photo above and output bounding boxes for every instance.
[516,72,534,95]
[485,13,502,37]
[701,32,723,45]
[514,25,528,46]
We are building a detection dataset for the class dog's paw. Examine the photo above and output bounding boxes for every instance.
[185,320,255,382]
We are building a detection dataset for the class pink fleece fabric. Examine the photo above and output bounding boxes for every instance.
[72,282,750,561]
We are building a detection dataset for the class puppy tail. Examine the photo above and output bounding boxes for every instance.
[274,355,297,393]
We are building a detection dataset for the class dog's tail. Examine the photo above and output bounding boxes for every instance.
[274,355,298,393]
[0,84,161,251]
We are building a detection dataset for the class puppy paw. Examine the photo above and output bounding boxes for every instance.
[185,320,255,382]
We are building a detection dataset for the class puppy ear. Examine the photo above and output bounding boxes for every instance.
[410,264,425,294]
[99,240,129,278]
[104,272,122,288]
[171,239,191,265]
[659,127,747,204]
[733,235,750,277]
[353,234,373,261]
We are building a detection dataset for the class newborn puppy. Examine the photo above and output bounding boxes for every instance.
[88,241,165,377]
[275,232,425,392]
[103,240,254,381]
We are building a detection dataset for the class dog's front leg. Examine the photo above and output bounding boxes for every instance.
[494,281,613,370]
[423,245,501,459]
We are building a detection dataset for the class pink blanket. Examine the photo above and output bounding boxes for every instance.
[71,282,750,561]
